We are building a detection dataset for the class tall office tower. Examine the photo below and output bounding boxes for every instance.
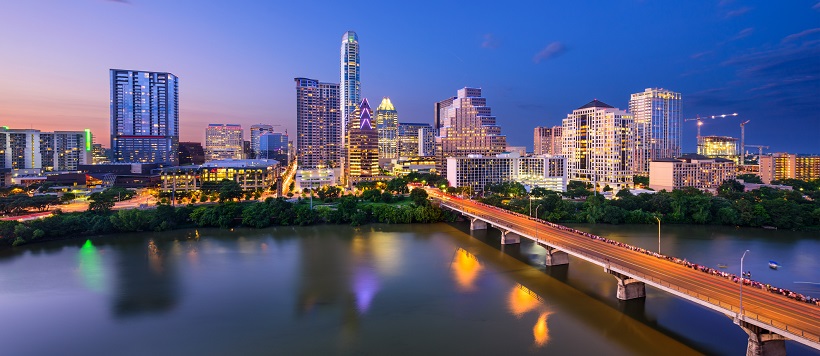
[295,78,341,169]
[375,97,399,164]
[340,31,361,176]
[259,131,289,163]
[434,96,456,132]
[346,98,379,183]
[205,124,244,161]
[110,69,179,165]
[398,122,434,158]
[629,88,682,176]
[437,87,507,174]
[562,100,635,191]
[533,126,562,155]
[250,124,274,159]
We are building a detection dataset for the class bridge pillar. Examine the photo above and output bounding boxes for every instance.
[737,320,787,356]
[469,218,487,231]
[500,230,520,245]
[608,270,646,300]
[544,247,569,266]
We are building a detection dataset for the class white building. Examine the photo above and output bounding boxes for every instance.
[649,154,736,193]
[205,124,243,161]
[1,128,91,173]
[446,153,567,194]
[534,125,562,155]
[294,168,336,192]
[562,100,634,191]
[629,88,682,176]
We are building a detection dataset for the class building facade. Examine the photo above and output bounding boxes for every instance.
[437,87,507,174]
[698,136,739,164]
[110,69,179,165]
[629,88,682,176]
[205,124,244,161]
[446,153,567,194]
[649,154,736,192]
[259,131,289,163]
[178,141,205,165]
[375,97,399,164]
[0,128,91,172]
[562,100,635,191]
[398,122,434,158]
[534,126,562,155]
[250,124,274,159]
[295,78,341,169]
[346,98,380,184]
[759,153,820,184]
[340,31,361,176]
[159,159,280,193]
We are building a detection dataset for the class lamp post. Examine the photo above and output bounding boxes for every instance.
[739,249,750,321]
[535,205,542,241]
[654,216,661,254]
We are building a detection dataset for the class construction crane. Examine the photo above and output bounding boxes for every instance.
[683,113,739,151]
[745,144,769,157]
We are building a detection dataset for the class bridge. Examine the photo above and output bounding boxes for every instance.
[427,189,820,355]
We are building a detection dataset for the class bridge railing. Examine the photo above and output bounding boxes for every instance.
[442,200,820,344]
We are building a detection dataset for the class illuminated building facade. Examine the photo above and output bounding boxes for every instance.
[159,159,280,193]
[391,156,437,176]
[562,100,635,191]
[397,122,434,158]
[375,97,399,164]
[697,136,739,164]
[259,131,289,163]
[340,31,361,176]
[629,88,682,176]
[205,124,244,161]
[534,126,562,155]
[437,87,508,174]
[649,154,736,192]
[250,124,274,159]
[110,69,179,165]
[178,142,205,165]
[0,128,91,172]
[295,77,341,169]
[346,98,379,184]
[446,153,567,194]
[759,153,820,184]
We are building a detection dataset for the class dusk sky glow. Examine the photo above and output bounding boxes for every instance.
[1,0,818,153]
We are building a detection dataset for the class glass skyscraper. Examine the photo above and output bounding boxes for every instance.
[110,69,179,165]
[629,88,682,176]
[375,97,398,164]
[340,31,360,176]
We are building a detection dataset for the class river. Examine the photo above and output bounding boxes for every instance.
[0,223,817,355]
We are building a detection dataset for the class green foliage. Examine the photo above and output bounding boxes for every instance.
[217,179,244,202]
[633,175,650,186]
[737,173,763,184]
[484,181,527,198]
[385,178,409,194]
[409,188,429,206]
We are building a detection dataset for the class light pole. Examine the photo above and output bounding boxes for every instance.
[739,249,750,321]
[654,216,661,254]
[535,205,542,241]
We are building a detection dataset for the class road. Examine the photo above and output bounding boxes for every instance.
[427,189,820,349]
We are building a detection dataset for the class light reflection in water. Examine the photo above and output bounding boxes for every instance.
[533,312,552,347]
[452,248,482,292]
[77,240,105,292]
[148,240,162,274]
[508,284,541,318]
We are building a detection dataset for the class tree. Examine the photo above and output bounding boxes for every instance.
[386,178,409,194]
[217,179,243,202]
[737,173,763,184]
[410,188,429,206]
[60,192,76,203]
[88,192,115,213]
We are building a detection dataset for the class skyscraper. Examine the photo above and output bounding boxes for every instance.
[259,131,289,163]
[110,69,179,165]
[295,77,341,169]
[534,126,562,155]
[398,122,434,158]
[437,87,507,174]
[375,97,398,164]
[346,98,379,184]
[340,31,361,176]
[250,124,274,159]
[0,128,91,172]
[205,124,244,161]
[629,88,682,176]
[562,100,635,191]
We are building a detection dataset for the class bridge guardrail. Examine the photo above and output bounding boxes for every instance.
[441,199,820,345]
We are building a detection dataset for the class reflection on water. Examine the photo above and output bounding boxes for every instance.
[508,284,541,318]
[112,239,178,318]
[451,248,482,292]
[533,312,552,347]
[77,240,105,292]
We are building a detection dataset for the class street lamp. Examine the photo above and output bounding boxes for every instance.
[654,216,661,255]
[535,204,542,241]
[739,249,750,321]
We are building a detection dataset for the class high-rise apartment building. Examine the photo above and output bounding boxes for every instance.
[110,69,179,165]
[340,31,361,176]
[295,77,341,169]
[629,88,682,175]
[759,153,820,184]
[205,124,244,161]
[562,100,635,191]
[250,124,275,159]
[375,97,399,164]
[398,122,435,158]
[534,126,562,155]
[0,128,91,172]
[436,87,507,174]
[346,98,379,183]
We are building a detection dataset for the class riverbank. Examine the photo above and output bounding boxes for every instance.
[0,196,453,248]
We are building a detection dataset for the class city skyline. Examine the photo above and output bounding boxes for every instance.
[0,1,818,153]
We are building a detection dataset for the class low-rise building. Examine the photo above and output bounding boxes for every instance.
[759,153,820,184]
[159,159,279,193]
[391,156,437,177]
[649,154,736,192]
[446,153,567,194]
[294,168,335,192]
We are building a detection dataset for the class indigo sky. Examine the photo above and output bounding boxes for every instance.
[1,0,818,153]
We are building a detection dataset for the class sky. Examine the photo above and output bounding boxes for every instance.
[0,0,818,154]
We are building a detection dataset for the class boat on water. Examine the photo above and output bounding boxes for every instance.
[769,260,781,269]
